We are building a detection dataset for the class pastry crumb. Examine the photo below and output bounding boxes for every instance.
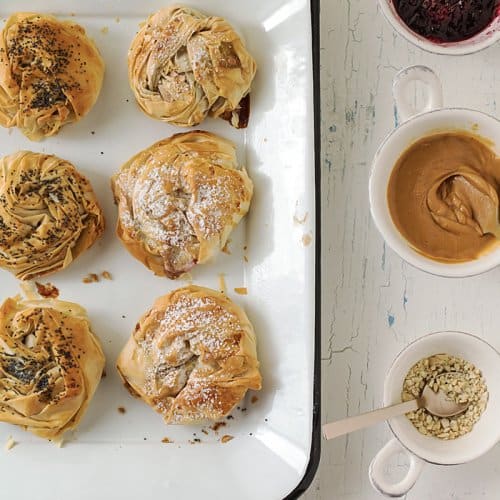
[117,406,126,414]
[55,438,64,448]
[35,282,59,298]
[243,255,248,263]
[161,437,172,443]
[234,287,248,295]
[201,429,209,435]
[5,436,16,451]
[211,421,226,432]
[293,212,308,225]
[221,435,234,444]
[101,26,109,34]
[101,271,112,280]
[222,240,231,254]
[251,395,259,404]
[115,16,121,23]
[218,273,227,294]
[83,273,99,283]
[302,233,312,247]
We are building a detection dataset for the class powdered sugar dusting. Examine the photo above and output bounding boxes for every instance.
[133,164,193,247]
[115,133,250,277]
[188,173,234,237]
[137,291,243,419]
[188,34,213,83]
[161,294,240,352]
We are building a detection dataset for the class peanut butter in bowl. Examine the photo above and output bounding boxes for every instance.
[387,132,500,263]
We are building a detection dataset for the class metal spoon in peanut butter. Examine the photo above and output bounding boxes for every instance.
[388,132,500,262]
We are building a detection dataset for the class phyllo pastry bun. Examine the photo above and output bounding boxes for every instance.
[0,151,104,280]
[111,131,252,279]
[0,294,105,439]
[117,286,261,424]
[0,12,105,140]
[128,5,256,128]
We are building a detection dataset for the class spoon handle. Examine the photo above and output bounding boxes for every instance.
[323,399,420,440]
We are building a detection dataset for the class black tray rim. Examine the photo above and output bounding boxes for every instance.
[283,0,321,498]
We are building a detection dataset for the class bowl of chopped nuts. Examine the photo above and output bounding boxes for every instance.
[369,331,500,497]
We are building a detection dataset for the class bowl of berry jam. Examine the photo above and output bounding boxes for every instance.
[379,0,500,55]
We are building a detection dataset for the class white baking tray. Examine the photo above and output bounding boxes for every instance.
[0,1,319,498]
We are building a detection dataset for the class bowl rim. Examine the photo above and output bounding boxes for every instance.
[369,107,500,278]
[377,0,500,56]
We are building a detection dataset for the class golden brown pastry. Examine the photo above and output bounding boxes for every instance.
[111,131,252,279]
[128,5,256,128]
[0,151,104,280]
[0,294,105,439]
[0,12,105,140]
[117,286,261,424]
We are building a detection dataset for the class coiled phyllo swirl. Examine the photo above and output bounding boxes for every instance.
[111,131,252,279]
[0,12,105,140]
[117,286,261,424]
[0,151,104,280]
[0,295,105,439]
[128,5,256,128]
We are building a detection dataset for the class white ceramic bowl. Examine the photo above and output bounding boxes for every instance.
[378,0,500,55]
[369,66,500,278]
[369,331,500,497]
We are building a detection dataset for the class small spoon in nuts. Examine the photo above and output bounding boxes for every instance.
[323,373,470,440]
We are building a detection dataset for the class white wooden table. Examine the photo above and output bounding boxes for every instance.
[306,0,500,498]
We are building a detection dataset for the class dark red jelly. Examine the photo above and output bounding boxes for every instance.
[393,0,499,43]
